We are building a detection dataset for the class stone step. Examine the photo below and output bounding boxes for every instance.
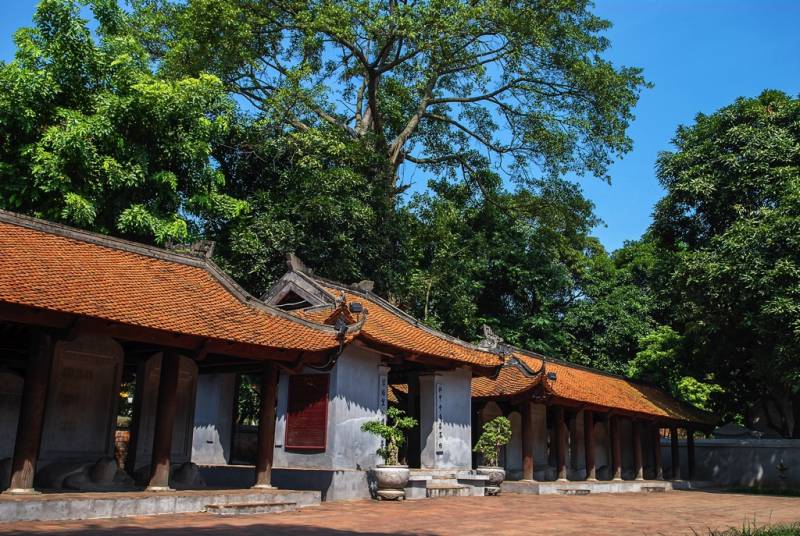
[410,469,460,479]
[428,478,461,487]
[206,501,297,516]
[557,488,591,495]
[426,484,470,499]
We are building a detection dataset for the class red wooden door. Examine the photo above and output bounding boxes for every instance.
[285,374,329,450]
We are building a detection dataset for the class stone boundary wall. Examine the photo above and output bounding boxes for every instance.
[662,438,800,489]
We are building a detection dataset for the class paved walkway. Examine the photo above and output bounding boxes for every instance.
[4,491,800,535]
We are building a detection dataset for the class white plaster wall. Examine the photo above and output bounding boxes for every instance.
[273,345,384,471]
[420,369,472,469]
[662,438,800,487]
[192,373,236,465]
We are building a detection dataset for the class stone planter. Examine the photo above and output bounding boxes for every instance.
[477,466,506,496]
[374,465,410,500]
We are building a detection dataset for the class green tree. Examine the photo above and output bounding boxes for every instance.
[652,90,800,436]
[135,0,646,201]
[361,406,418,466]
[209,118,399,294]
[393,175,598,353]
[474,416,512,467]
[0,0,245,244]
[559,239,656,374]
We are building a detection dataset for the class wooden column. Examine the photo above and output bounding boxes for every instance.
[610,416,622,481]
[670,425,681,480]
[632,420,644,481]
[653,423,663,480]
[555,406,567,481]
[521,401,534,480]
[686,426,696,481]
[583,410,596,481]
[253,362,279,488]
[147,351,181,491]
[4,332,55,494]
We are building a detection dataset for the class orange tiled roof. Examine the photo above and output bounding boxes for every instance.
[473,352,715,425]
[289,274,502,369]
[0,211,351,353]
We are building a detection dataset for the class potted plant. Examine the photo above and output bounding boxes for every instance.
[361,406,418,500]
[474,416,512,495]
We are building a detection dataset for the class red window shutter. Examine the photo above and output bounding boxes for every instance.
[285,374,329,450]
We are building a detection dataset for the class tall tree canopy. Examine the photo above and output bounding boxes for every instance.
[652,90,800,436]
[0,0,245,243]
[136,0,646,198]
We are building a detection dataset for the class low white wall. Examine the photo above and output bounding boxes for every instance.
[273,344,384,471]
[662,438,800,488]
[420,369,473,469]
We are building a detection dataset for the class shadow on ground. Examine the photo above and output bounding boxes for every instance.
[4,522,436,536]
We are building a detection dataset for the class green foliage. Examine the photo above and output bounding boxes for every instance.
[361,406,417,466]
[236,375,260,426]
[209,119,397,294]
[392,175,598,355]
[559,238,656,373]
[0,0,244,244]
[652,91,800,436]
[135,0,647,196]
[473,416,512,467]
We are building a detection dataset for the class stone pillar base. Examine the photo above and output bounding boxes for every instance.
[251,484,275,490]
[2,488,40,495]
[484,486,501,496]
[145,486,175,492]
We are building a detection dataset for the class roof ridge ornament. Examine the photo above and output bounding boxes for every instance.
[478,325,512,361]
[165,239,215,259]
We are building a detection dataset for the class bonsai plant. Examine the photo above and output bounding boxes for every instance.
[361,406,418,500]
[474,416,512,494]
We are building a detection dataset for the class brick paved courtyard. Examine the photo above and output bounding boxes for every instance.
[4,491,800,536]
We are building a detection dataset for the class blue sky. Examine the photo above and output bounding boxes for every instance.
[2,1,799,251]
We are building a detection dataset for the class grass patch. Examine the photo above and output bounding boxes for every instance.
[727,487,800,498]
[703,523,800,535]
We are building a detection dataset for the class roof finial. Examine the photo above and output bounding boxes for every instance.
[286,252,311,274]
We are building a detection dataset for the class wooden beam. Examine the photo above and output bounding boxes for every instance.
[583,410,596,481]
[610,416,622,481]
[146,351,181,491]
[555,405,567,481]
[253,363,279,488]
[670,426,681,480]
[633,420,644,481]
[653,423,664,480]
[521,401,534,480]
[4,331,55,494]
[686,426,696,481]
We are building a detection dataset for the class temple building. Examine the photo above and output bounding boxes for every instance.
[0,210,359,518]
[472,341,717,492]
[259,262,501,499]
[0,209,715,521]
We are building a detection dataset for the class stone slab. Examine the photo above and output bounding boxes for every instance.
[39,335,123,464]
[0,488,320,523]
[502,479,675,495]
